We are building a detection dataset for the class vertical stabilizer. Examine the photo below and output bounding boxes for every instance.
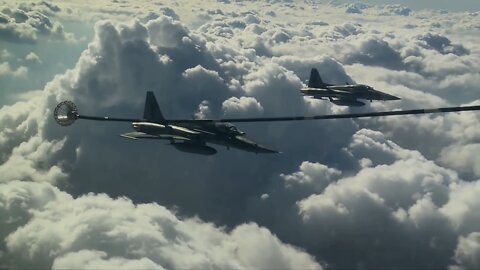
[144,91,166,123]
[308,68,326,88]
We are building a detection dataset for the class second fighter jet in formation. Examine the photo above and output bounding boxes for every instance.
[301,68,401,106]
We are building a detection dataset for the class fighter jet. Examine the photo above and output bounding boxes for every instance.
[301,68,401,106]
[54,92,278,155]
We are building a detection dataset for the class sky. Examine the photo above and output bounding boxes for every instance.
[1,0,480,269]
[332,0,480,12]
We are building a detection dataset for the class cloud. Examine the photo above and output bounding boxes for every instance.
[0,2,74,44]
[243,128,480,269]
[343,37,404,70]
[438,143,480,178]
[346,128,424,166]
[344,3,370,14]
[0,92,66,184]
[0,49,12,60]
[25,52,41,64]
[0,180,321,269]
[0,62,28,78]
[222,96,264,117]
[320,23,363,41]
[417,33,469,56]
[281,161,342,193]
[380,4,412,16]
[453,232,480,269]
[53,251,164,270]
[357,103,480,174]
[18,1,62,17]
[345,5,362,14]
[159,7,179,21]
[288,130,463,269]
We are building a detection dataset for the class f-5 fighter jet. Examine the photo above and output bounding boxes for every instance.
[301,68,401,106]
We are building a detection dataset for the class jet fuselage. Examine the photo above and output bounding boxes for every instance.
[301,68,401,106]
[131,121,277,154]
[301,85,400,103]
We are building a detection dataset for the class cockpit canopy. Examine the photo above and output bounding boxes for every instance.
[360,84,373,90]
[216,123,245,135]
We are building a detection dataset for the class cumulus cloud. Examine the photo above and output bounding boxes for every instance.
[0,181,320,269]
[0,62,28,78]
[0,92,65,184]
[344,3,370,14]
[417,33,469,56]
[0,2,74,43]
[343,37,404,70]
[25,51,41,64]
[453,232,480,269]
[281,161,342,193]
[380,4,412,16]
[285,130,470,269]
[438,143,480,178]
[240,127,480,269]
[222,96,264,117]
[53,251,164,270]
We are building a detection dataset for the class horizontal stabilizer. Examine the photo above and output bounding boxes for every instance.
[120,133,141,140]
[329,98,365,107]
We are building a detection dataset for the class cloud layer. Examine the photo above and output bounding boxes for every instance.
[1,0,480,269]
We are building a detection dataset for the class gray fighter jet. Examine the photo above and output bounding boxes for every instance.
[54,92,278,155]
[301,68,401,106]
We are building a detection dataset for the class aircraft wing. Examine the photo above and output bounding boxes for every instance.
[302,89,351,99]
[170,125,201,135]
[327,85,355,91]
[120,132,190,141]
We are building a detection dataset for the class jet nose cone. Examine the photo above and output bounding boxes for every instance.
[381,92,401,100]
[253,145,281,153]
[235,135,280,154]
